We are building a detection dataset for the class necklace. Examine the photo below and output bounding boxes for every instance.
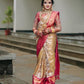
[42,7,53,13]
[40,7,53,18]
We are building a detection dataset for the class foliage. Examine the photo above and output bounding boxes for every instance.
[2,6,13,29]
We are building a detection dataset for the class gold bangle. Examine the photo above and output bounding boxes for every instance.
[34,30,37,34]
[52,29,55,32]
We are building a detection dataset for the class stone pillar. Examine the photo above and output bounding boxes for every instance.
[13,0,16,32]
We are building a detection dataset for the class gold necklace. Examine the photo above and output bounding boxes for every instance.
[42,7,52,13]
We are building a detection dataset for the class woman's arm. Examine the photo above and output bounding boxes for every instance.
[49,11,62,33]
[32,12,39,34]
[54,11,62,32]
[32,12,43,37]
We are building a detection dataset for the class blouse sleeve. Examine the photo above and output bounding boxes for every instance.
[55,11,61,27]
[32,12,39,33]
[50,11,61,33]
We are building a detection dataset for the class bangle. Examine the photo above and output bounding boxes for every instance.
[34,30,38,34]
[52,28,55,33]
[37,31,39,35]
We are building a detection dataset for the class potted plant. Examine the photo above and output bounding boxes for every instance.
[2,6,13,35]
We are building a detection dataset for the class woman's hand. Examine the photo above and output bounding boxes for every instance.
[35,30,43,37]
[43,28,52,35]
[38,31,43,37]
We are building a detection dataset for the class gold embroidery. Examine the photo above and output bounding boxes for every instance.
[37,11,52,32]
[34,33,56,78]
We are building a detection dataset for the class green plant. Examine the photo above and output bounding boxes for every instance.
[2,6,13,30]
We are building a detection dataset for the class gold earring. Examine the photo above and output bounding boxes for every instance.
[50,7,52,11]
[42,7,45,11]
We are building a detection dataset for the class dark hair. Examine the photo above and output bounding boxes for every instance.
[41,0,54,6]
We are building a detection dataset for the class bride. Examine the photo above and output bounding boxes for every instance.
[32,0,62,83]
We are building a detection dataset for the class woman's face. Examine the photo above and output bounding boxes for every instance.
[43,0,52,10]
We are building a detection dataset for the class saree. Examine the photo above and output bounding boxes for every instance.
[32,11,61,84]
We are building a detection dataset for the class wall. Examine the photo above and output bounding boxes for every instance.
[15,0,84,33]
[0,0,13,29]
[15,0,41,31]
[53,0,84,33]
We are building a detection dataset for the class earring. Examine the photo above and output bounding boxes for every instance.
[50,7,52,11]
[42,7,45,11]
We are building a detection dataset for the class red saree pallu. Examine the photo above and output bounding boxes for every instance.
[32,11,61,84]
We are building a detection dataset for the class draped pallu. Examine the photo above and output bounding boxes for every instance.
[32,11,61,84]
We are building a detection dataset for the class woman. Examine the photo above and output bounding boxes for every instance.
[32,0,62,83]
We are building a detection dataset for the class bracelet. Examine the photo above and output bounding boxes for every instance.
[48,29,50,33]
[51,28,55,33]
[37,31,39,36]
[34,30,37,34]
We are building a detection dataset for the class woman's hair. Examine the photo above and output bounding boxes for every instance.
[41,0,54,6]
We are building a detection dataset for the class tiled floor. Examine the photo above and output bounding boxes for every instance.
[0,46,84,84]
